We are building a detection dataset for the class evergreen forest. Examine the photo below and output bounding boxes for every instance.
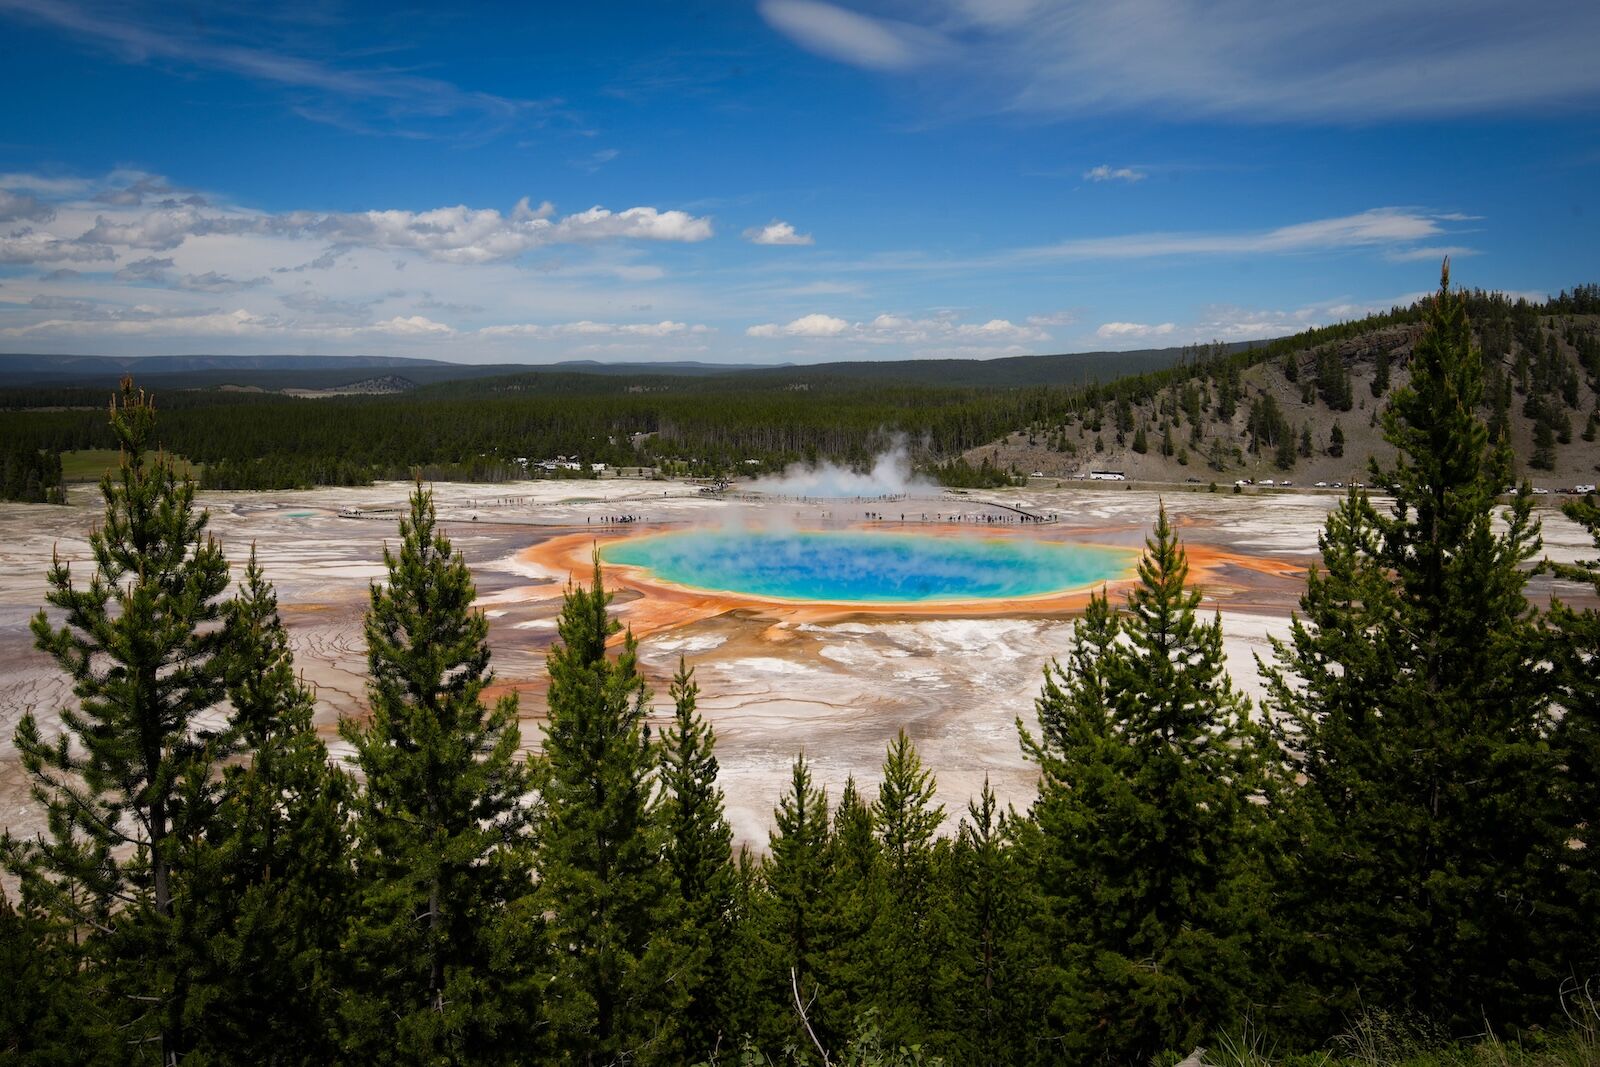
[2,284,1597,497]
[3,271,1600,1066]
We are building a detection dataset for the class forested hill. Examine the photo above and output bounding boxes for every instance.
[1,284,1595,493]
[971,284,1600,488]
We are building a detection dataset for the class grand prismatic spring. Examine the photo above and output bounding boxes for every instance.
[599,528,1137,604]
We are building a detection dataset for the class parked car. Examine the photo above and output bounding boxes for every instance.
[1314,481,1329,488]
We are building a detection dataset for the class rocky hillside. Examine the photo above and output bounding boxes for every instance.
[966,296,1600,491]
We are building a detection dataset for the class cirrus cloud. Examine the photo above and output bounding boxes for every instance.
[759,0,1600,121]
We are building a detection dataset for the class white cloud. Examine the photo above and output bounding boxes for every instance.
[744,219,815,246]
[174,271,267,293]
[760,0,1600,121]
[280,291,378,318]
[478,320,712,339]
[0,189,56,223]
[82,205,214,250]
[1383,245,1477,263]
[0,230,113,264]
[114,255,175,281]
[1084,165,1146,183]
[1026,311,1076,326]
[758,0,943,70]
[1096,321,1175,339]
[65,195,712,264]
[0,0,543,141]
[370,315,453,336]
[748,311,1048,345]
[1020,208,1457,262]
[747,313,851,338]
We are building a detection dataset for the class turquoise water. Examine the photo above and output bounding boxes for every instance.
[600,529,1134,603]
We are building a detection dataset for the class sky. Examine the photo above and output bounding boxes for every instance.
[0,0,1596,365]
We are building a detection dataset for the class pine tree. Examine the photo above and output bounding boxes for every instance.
[1275,432,1297,470]
[179,548,354,1063]
[1019,507,1265,1064]
[1546,495,1600,978]
[1132,425,1149,454]
[1328,420,1345,457]
[0,887,103,1063]
[755,755,839,1052]
[10,380,232,1061]
[1266,263,1563,1036]
[868,730,947,1046]
[1371,346,1392,397]
[817,775,885,1044]
[1531,418,1556,469]
[531,557,690,1063]
[945,780,1033,1067]
[660,656,736,1057]
[339,482,537,1061]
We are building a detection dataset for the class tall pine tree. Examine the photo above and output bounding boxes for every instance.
[531,557,690,1063]
[752,754,840,1053]
[339,482,538,1062]
[1266,262,1564,1035]
[867,729,947,1048]
[1019,507,1266,1064]
[10,380,232,1062]
[178,548,355,1064]
[1544,495,1600,983]
[660,655,736,1057]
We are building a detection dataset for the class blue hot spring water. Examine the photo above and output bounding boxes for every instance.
[599,529,1134,603]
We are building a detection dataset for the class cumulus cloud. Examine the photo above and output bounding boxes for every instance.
[280,290,378,318]
[1,306,454,340]
[175,271,267,293]
[0,189,56,223]
[1026,310,1077,326]
[114,255,175,282]
[81,205,214,251]
[1084,165,1146,183]
[748,311,1048,345]
[370,315,453,336]
[71,196,713,263]
[1096,321,1175,339]
[747,313,851,338]
[744,219,815,246]
[1088,293,1444,349]
[0,230,113,265]
[478,320,712,339]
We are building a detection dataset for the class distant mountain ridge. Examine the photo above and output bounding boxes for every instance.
[0,344,1256,391]
[0,353,456,375]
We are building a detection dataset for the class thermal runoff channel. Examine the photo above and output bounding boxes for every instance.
[600,529,1136,603]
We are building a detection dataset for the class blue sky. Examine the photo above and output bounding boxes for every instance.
[0,0,1596,364]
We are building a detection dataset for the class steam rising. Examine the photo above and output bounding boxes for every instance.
[750,440,934,499]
